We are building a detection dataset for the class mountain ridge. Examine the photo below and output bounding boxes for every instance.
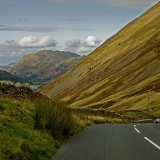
[8,50,85,82]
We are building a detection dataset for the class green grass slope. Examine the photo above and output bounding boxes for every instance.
[0,98,60,160]
[40,2,160,119]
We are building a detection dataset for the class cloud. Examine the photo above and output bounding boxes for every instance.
[18,36,57,48]
[4,40,17,47]
[0,26,56,32]
[0,36,58,63]
[52,16,86,21]
[83,36,100,47]
[77,47,90,53]
[63,36,102,54]
[45,0,159,7]
[65,38,81,47]
[106,0,159,7]
[63,36,101,54]
[0,25,93,32]
[0,47,38,64]
[1,35,101,62]
[0,48,27,58]
[3,36,57,48]
[0,25,7,27]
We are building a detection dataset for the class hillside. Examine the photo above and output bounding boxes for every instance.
[1,81,112,159]
[0,70,26,83]
[39,2,160,118]
[8,50,85,82]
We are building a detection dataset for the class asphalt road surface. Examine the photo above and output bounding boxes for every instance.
[54,124,160,160]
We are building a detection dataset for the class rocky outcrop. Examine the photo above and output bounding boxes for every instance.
[0,81,42,102]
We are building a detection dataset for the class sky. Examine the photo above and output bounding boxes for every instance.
[0,0,159,65]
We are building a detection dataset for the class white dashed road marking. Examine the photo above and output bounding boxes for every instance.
[134,125,140,133]
[144,137,160,150]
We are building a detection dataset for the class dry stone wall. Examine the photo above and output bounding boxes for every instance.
[76,108,121,118]
[0,81,42,102]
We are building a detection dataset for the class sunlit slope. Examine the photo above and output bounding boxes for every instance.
[40,2,160,113]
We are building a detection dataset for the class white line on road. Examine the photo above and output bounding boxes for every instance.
[134,127,140,133]
[134,125,140,133]
[144,137,160,150]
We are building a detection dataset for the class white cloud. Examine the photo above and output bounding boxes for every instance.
[65,38,81,47]
[63,36,102,54]
[18,36,39,47]
[4,36,57,48]
[1,35,101,61]
[83,36,100,47]
[77,47,90,53]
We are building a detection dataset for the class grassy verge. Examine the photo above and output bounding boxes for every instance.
[0,98,63,160]
[34,97,86,139]
[0,96,87,160]
[0,95,125,160]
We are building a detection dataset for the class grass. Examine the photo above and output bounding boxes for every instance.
[0,98,61,160]
[0,96,88,160]
[83,115,123,125]
[34,97,86,139]
[0,95,126,160]
[2,89,112,160]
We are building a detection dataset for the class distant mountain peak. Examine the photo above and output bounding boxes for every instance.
[8,50,85,82]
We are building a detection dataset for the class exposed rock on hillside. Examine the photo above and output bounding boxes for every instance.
[8,50,85,82]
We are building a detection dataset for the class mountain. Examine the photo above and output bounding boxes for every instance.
[8,50,85,82]
[0,62,16,71]
[0,70,26,83]
[39,2,160,117]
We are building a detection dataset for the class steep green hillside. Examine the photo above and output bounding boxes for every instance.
[40,2,160,119]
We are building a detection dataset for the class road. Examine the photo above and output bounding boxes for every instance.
[54,124,160,160]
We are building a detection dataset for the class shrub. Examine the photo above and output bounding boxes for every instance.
[34,97,76,138]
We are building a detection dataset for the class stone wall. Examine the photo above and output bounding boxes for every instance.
[0,81,42,102]
[76,108,121,118]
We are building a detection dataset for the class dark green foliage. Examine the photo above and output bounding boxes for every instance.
[0,70,26,83]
